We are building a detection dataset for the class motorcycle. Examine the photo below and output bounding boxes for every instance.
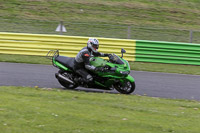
[46,49,135,94]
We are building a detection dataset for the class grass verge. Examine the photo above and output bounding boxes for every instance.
[0,54,50,65]
[0,86,200,133]
[1,0,200,43]
[1,54,200,75]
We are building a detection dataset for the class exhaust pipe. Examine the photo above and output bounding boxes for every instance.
[55,73,74,84]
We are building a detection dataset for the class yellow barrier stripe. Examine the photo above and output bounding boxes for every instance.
[0,32,135,46]
[0,32,136,61]
[0,44,134,54]
[0,40,136,51]
[0,47,135,61]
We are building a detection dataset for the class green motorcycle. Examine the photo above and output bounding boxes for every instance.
[47,49,135,94]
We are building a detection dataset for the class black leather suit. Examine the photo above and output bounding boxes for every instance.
[74,47,107,82]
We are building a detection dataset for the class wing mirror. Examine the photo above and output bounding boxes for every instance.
[121,48,126,58]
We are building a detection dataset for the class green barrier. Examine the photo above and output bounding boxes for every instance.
[136,40,200,65]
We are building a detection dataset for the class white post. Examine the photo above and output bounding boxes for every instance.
[60,21,63,35]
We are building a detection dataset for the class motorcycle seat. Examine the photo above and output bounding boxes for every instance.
[55,56,74,70]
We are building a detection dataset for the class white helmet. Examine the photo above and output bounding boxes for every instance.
[87,38,99,53]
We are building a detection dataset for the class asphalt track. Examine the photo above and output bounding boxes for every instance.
[1,62,200,101]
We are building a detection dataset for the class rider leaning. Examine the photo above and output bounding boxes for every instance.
[74,38,110,83]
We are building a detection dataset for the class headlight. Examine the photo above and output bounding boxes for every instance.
[120,71,130,75]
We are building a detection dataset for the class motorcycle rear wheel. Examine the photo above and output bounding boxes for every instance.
[58,70,78,89]
[114,81,135,94]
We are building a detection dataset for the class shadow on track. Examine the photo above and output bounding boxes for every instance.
[59,86,120,94]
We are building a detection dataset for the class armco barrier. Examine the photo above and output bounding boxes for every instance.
[135,40,200,65]
[0,32,200,65]
[0,32,136,61]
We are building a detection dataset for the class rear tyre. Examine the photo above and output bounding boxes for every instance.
[57,70,78,89]
[114,81,135,94]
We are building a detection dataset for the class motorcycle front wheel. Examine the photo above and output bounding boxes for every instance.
[114,81,135,94]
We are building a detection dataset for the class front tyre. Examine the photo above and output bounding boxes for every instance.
[114,81,135,94]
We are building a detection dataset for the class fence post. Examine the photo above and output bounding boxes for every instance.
[127,26,131,39]
[60,21,63,35]
[189,30,193,43]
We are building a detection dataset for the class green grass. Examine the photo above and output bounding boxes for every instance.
[130,62,200,75]
[0,54,50,65]
[0,0,200,43]
[1,54,200,75]
[0,86,200,133]
[1,0,200,28]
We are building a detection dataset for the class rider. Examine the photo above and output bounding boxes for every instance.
[74,38,110,83]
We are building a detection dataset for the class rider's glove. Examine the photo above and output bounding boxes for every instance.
[104,53,111,57]
[95,67,104,72]
[104,54,112,58]
[108,54,112,58]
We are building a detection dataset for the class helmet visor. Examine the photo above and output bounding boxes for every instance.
[92,44,99,50]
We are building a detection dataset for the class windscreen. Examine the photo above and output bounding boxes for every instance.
[111,54,124,64]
